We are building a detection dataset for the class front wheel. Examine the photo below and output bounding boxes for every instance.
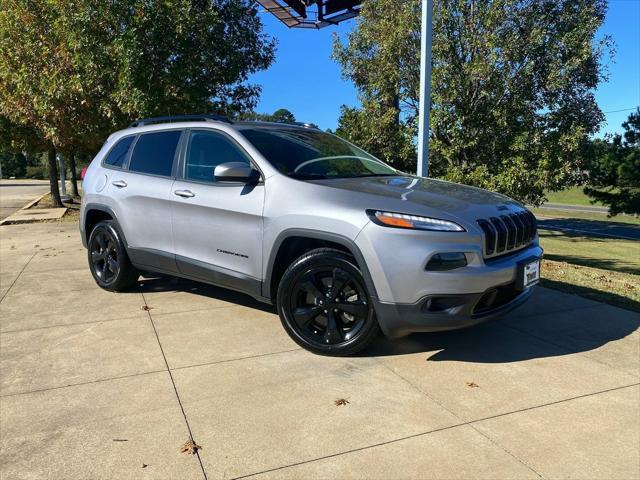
[277,248,379,356]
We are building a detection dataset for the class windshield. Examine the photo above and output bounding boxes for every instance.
[240,127,399,179]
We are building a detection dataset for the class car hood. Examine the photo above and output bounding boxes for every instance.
[311,175,522,218]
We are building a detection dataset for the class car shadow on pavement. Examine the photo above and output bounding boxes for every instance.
[132,274,639,364]
[365,309,640,364]
[134,274,277,314]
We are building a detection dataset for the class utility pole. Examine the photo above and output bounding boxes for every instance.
[58,154,70,202]
[417,0,433,177]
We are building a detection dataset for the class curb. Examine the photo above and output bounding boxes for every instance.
[0,192,63,226]
[21,192,49,210]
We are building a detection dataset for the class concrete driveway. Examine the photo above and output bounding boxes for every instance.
[0,179,50,220]
[1,221,639,480]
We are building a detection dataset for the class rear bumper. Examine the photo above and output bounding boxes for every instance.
[374,283,534,338]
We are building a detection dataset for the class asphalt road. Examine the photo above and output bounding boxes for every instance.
[537,216,640,241]
[0,179,50,221]
[540,203,610,214]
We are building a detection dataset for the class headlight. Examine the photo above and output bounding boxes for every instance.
[367,210,465,232]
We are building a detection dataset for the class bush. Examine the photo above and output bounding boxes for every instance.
[25,165,46,179]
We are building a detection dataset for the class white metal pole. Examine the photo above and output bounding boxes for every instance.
[417,0,433,177]
[58,153,69,201]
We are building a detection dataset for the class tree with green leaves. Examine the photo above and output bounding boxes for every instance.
[0,151,26,178]
[584,109,640,216]
[0,0,275,204]
[333,0,611,205]
[245,108,297,123]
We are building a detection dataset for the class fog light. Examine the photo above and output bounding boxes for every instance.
[426,252,467,271]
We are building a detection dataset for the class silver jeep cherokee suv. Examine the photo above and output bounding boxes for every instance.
[81,114,543,356]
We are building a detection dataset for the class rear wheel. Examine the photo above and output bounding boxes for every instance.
[277,248,379,356]
[88,220,139,291]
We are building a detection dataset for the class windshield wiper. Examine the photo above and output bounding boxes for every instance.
[352,173,399,178]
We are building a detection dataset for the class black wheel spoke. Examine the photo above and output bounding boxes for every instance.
[107,257,119,273]
[293,305,323,327]
[330,267,349,298]
[96,233,106,250]
[334,300,367,319]
[91,251,104,263]
[299,273,325,299]
[323,310,343,344]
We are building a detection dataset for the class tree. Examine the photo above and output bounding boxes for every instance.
[584,109,640,216]
[245,108,297,123]
[0,0,276,204]
[333,0,611,205]
[0,151,26,178]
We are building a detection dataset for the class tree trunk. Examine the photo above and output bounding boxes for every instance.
[69,152,79,198]
[47,148,63,207]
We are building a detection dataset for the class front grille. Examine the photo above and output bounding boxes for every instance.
[477,210,537,258]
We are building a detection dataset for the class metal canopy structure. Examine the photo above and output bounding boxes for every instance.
[256,0,362,29]
[258,0,432,177]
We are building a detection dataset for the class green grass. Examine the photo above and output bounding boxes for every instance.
[545,186,605,207]
[538,230,640,275]
[538,230,640,312]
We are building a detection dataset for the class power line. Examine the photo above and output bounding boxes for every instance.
[602,107,638,114]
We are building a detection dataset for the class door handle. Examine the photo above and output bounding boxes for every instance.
[112,180,127,188]
[174,189,195,198]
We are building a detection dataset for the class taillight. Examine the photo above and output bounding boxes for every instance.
[80,166,88,180]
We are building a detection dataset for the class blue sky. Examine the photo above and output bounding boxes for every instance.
[250,0,640,136]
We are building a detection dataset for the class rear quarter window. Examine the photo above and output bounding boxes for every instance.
[103,136,135,168]
[129,130,182,177]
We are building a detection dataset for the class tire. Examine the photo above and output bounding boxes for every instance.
[87,220,139,292]
[277,248,380,356]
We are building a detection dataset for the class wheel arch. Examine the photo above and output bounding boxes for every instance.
[83,204,129,248]
[263,229,378,302]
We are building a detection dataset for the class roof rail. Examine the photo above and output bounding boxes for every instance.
[291,121,318,129]
[128,114,232,128]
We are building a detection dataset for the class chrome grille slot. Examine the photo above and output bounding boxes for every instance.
[477,209,537,259]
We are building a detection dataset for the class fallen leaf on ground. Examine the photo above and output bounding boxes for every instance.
[334,398,350,406]
[466,382,479,388]
[180,440,201,455]
[141,305,153,311]
[142,464,148,468]
[112,439,128,442]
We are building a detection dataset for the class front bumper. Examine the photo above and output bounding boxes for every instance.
[374,282,534,338]
[355,222,543,337]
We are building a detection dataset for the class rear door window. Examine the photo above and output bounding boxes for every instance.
[103,136,134,168]
[129,130,182,177]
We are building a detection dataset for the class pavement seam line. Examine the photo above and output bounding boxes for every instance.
[0,346,301,397]
[370,355,545,479]
[0,368,168,397]
[0,251,37,304]
[169,348,302,372]
[232,382,639,479]
[498,321,640,379]
[141,291,208,480]
[0,313,147,335]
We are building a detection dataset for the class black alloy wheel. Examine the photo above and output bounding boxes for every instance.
[90,229,119,283]
[277,248,379,356]
[87,220,139,291]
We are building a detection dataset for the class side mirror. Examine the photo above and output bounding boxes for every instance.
[214,162,260,183]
